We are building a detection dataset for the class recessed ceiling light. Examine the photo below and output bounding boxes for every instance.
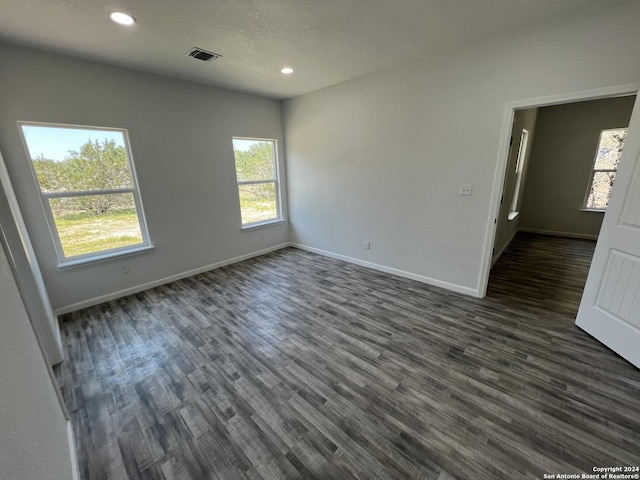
[280,67,294,75]
[110,12,136,25]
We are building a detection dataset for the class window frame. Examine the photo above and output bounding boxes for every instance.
[18,121,152,267]
[508,128,529,221]
[232,136,283,229]
[582,127,628,212]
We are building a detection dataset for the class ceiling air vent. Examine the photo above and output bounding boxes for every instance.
[187,47,222,62]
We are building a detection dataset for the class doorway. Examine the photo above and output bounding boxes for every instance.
[479,85,640,303]
[486,95,637,316]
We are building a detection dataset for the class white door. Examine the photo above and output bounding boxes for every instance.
[576,96,640,369]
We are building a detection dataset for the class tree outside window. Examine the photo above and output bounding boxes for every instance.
[585,128,627,210]
[232,138,281,226]
[20,123,150,261]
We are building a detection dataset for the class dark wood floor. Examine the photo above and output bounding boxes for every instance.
[488,232,596,317]
[56,236,640,480]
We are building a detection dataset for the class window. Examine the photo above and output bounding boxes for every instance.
[232,137,282,227]
[584,128,627,210]
[19,122,151,264]
[508,129,529,220]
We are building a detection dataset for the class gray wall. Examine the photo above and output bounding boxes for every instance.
[284,3,640,295]
[0,240,75,479]
[0,42,288,312]
[519,96,636,238]
[493,108,538,262]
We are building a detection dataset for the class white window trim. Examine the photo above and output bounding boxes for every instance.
[241,219,286,231]
[508,129,529,220]
[56,244,155,270]
[232,136,284,228]
[582,127,627,212]
[18,121,153,266]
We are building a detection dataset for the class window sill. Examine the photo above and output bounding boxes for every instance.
[57,244,155,270]
[580,208,606,213]
[507,211,519,221]
[241,218,286,231]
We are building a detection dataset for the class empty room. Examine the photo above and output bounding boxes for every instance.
[1,1,640,479]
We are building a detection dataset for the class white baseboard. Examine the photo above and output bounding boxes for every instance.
[492,230,518,266]
[55,243,291,315]
[518,227,598,241]
[67,420,81,480]
[290,243,480,297]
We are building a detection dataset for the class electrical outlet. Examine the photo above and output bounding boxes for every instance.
[121,264,129,274]
[364,241,371,249]
[459,184,473,196]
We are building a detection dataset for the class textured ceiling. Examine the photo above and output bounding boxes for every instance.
[0,0,615,99]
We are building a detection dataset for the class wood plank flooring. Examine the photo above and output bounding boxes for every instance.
[56,238,640,480]
[488,232,596,317]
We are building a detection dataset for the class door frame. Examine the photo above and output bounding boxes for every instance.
[478,82,640,298]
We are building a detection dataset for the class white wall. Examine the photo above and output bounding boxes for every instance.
[493,108,538,262]
[0,239,76,479]
[519,96,636,238]
[283,1,640,295]
[0,150,63,364]
[0,42,288,312]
